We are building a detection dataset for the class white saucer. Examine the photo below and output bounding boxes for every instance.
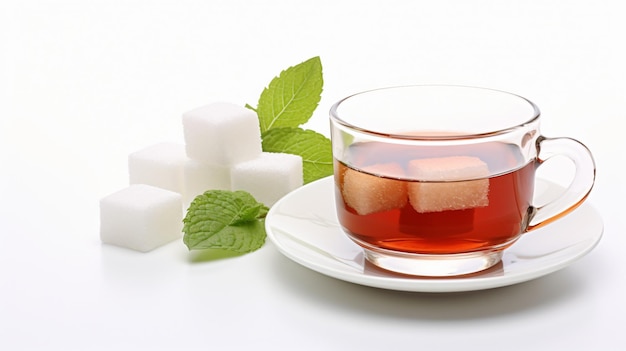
[265,176,603,293]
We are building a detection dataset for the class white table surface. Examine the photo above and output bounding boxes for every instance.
[1,1,624,350]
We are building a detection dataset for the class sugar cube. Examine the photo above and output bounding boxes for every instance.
[407,156,489,213]
[230,152,303,206]
[183,159,231,206]
[341,162,408,215]
[100,184,183,252]
[128,142,187,194]
[182,102,262,165]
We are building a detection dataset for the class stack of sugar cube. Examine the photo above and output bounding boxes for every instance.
[99,102,303,252]
[181,102,303,207]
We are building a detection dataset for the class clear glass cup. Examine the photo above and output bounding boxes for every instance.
[329,85,595,277]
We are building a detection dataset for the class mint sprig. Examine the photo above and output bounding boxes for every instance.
[249,56,333,184]
[183,190,268,252]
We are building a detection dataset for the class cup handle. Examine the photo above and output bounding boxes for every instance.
[527,136,596,231]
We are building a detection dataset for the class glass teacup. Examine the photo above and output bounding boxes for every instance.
[329,85,595,277]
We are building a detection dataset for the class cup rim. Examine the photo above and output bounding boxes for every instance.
[329,84,542,141]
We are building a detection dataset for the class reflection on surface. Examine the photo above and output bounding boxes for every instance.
[362,259,505,279]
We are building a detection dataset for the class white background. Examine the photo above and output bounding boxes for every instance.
[1,0,624,350]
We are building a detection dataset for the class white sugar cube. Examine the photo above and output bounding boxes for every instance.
[182,102,262,165]
[100,184,183,252]
[407,156,490,213]
[183,159,231,206]
[341,163,408,215]
[231,152,303,206]
[128,142,187,194]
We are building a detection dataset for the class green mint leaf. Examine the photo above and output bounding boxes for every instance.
[229,191,268,224]
[256,56,323,133]
[262,127,333,184]
[183,190,268,253]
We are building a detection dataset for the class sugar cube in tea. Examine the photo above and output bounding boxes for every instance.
[407,156,489,213]
[100,184,183,252]
[341,162,408,215]
[182,102,262,165]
